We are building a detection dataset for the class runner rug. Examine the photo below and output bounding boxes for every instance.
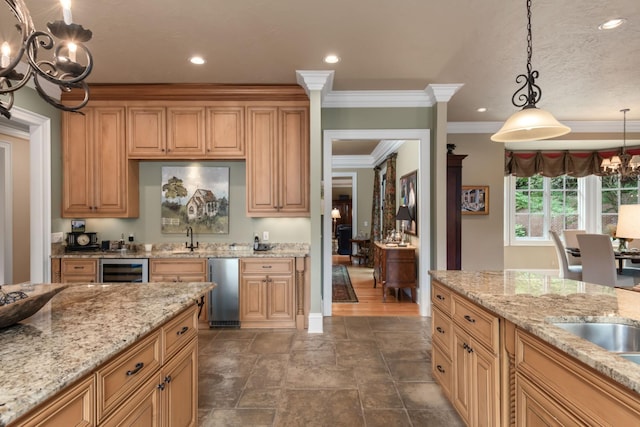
[332,264,359,303]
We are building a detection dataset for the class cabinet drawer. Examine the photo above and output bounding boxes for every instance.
[241,258,293,275]
[163,307,197,361]
[432,343,453,399]
[150,258,207,275]
[431,280,452,315]
[432,306,453,353]
[61,259,98,275]
[452,294,499,353]
[96,330,162,422]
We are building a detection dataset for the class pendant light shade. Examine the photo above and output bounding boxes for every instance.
[491,107,571,142]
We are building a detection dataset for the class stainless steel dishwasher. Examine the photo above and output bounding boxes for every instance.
[208,258,240,328]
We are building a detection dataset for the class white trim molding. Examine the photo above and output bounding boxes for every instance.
[296,70,335,102]
[307,313,324,334]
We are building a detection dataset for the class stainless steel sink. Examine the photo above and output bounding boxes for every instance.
[552,322,640,353]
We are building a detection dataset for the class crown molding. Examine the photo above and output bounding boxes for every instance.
[332,154,376,169]
[426,83,464,103]
[448,120,640,134]
[295,70,334,102]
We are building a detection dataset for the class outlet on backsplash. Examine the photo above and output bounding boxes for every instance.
[263,231,269,241]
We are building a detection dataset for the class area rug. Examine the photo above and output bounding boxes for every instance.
[332,265,359,303]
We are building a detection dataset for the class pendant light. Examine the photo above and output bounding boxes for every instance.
[600,109,640,181]
[491,0,570,142]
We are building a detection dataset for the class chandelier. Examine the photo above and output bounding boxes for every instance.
[0,0,93,119]
[491,0,570,143]
[601,109,640,181]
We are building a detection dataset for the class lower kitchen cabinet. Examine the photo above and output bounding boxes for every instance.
[149,259,207,283]
[60,258,98,283]
[240,258,295,328]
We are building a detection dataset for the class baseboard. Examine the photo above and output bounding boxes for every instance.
[307,313,323,333]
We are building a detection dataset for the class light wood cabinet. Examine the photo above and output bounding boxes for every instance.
[17,376,95,427]
[514,327,640,426]
[62,106,139,218]
[246,105,309,217]
[60,258,98,283]
[127,104,244,159]
[240,258,295,328]
[149,259,207,283]
[431,280,501,427]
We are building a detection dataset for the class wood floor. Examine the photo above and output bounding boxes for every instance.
[331,255,420,317]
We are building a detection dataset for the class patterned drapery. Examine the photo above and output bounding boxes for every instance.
[505,147,640,177]
[368,165,382,267]
[383,153,397,238]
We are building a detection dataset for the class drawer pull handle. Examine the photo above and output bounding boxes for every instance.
[177,326,189,335]
[463,315,476,324]
[436,294,445,301]
[126,362,144,376]
[436,326,445,334]
[262,265,272,269]
[436,365,445,374]
[73,266,83,269]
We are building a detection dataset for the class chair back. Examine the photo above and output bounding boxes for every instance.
[550,230,572,279]
[563,229,585,266]
[576,234,617,287]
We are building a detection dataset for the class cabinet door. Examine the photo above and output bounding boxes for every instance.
[167,107,206,157]
[93,107,128,215]
[18,376,95,427]
[127,107,167,158]
[101,372,162,427]
[149,259,207,283]
[162,339,198,427]
[246,106,278,214]
[516,373,580,427]
[452,328,472,425]
[240,275,268,322]
[277,107,309,215]
[267,275,295,322]
[473,340,500,427]
[62,109,94,215]
[205,106,245,158]
[61,259,98,283]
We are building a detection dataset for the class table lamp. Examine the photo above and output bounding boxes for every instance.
[615,204,640,243]
[331,208,341,237]
[396,205,412,246]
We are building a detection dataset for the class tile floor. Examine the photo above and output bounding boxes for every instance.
[198,316,464,426]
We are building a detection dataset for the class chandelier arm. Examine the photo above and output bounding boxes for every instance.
[33,75,90,113]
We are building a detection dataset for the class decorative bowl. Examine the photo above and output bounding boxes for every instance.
[0,284,69,329]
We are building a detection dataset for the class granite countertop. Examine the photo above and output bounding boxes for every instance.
[429,270,640,395]
[0,281,214,426]
[52,242,309,259]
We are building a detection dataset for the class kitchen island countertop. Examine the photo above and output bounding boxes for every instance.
[0,281,214,426]
[429,270,640,395]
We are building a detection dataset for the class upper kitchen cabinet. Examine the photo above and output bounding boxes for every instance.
[205,106,245,158]
[127,105,207,158]
[246,104,310,217]
[62,106,139,218]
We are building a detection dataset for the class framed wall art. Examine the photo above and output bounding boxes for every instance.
[161,166,230,234]
[462,185,489,215]
[399,170,417,235]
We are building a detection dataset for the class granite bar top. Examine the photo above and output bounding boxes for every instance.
[0,281,214,426]
[51,242,309,259]
[429,270,640,395]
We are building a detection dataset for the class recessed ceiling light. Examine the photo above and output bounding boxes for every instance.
[324,54,340,64]
[598,18,626,30]
[190,56,206,65]
[477,107,487,113]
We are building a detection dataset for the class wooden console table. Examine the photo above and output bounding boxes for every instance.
[372,242,417,302]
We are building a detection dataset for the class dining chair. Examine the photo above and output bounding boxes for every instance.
[576,234,635,288]
[562,229,585,266]
[549,230,582,281]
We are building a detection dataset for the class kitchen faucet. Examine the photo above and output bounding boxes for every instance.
[185,226,199,251]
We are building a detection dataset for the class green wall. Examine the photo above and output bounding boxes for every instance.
[322,107,433,130]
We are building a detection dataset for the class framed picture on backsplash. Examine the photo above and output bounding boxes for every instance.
[161,166,230,234]
[461,185,489,215]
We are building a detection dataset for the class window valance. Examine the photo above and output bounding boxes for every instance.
[504,147,640,177]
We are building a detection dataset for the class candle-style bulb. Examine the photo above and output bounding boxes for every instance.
[68,42,77,62]
[1,42,10,68]
[60,0,73,25]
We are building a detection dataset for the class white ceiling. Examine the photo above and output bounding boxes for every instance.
[7,0,640,153]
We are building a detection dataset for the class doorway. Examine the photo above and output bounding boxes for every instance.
[0,107,52,284]
[322,129,431,317]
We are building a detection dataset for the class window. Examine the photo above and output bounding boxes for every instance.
[505,175,639,244]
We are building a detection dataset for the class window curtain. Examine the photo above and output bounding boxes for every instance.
[383,153,397,238]
[504,147,640,178]
[368,165,382,267]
